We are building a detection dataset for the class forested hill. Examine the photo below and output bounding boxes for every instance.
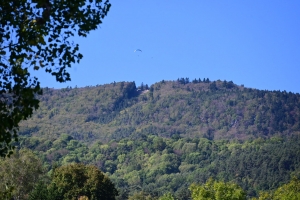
[17,79,300,198]
[20,79,300,142]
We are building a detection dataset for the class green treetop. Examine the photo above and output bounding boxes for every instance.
[189,178,246,200]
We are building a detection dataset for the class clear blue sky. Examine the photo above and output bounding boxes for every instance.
[33,0,300,93]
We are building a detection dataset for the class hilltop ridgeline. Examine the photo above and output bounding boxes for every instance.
[20,79,300,142]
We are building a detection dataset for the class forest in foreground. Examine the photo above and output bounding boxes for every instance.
[2,79,300,199]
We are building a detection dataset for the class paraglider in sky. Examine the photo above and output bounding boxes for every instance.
[134,49,142,52]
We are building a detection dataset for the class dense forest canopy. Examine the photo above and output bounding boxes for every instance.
[12,79,300,199]
[20,79,300,142]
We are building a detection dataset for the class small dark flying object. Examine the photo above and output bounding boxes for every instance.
[134,49,142,52]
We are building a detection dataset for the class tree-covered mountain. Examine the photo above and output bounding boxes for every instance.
[20,79,300,142]
[16,79,300,199]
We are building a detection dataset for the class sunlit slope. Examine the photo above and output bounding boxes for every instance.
[20,79,300,142]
